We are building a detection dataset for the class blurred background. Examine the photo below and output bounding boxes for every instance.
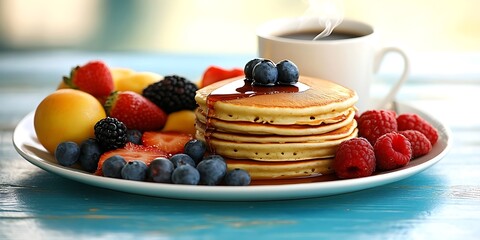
[0,0,478,137]
[1,0,479,54]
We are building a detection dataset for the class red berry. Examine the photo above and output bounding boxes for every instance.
[397,113,438,145]
[333,138,376,179]
[357,110,397,145]
[200,66,244,88]
[64,61,114,100]
[105,91,167,131]
[374,132,412,171]
[399,130,432,158]
[94,143,167,176]
[142,131,193,156]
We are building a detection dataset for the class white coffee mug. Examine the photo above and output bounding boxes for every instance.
[257,17,409,112]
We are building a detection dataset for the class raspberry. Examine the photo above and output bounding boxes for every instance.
[399,130,432,158]
[357,110,397,145]
[374,132,412,171]
[333,138,376,179]
[397,113,438,145]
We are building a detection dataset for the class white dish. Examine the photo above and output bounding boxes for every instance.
[13,102,451,201]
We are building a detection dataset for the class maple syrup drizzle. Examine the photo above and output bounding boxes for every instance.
[204,78,310,153]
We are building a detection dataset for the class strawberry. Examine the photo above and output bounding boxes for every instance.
[105,91,167,131]
[63,61,114,100]
[200,66,244,88]
[142,131,193,156]
[94,143,167,176]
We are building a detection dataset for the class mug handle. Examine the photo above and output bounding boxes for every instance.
[373,47,410,110]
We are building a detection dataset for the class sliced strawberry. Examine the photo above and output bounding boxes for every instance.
[105,91,167,131]
[142,131,193,156]
[200,66,244,88]
[94,143,167,176]
[63,61,114,100]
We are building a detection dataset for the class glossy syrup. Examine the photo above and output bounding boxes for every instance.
[204,78,310,149]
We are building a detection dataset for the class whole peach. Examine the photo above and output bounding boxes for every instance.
[34,89,106,154]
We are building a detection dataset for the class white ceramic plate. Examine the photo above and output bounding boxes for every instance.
[13,102,451,201]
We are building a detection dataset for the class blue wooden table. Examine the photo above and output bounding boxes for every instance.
[1,51,479,239]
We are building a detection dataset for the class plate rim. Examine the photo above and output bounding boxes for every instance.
[12,102,451,201]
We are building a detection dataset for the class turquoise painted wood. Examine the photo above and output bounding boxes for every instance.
[1,52,480,240]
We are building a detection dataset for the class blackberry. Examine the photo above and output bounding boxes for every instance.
[94,117,128,150]
[142,75,198,113]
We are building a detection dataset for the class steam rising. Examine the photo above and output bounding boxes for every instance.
[302,0,344,40]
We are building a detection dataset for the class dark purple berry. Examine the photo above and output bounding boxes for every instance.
[252,60,278,86]
[276,60,299,85]
[55,141,80,166]
[244,58,264,80]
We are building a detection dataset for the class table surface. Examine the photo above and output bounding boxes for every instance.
[1,51,479,240]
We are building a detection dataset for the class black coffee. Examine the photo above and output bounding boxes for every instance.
[279,30,361,40]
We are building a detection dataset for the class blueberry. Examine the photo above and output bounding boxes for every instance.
[203,154,225,162]
[147,157,174,183]
[102,155,127,178]
[170,153,196,168]
[276,60,299,85]
[126,129,142,145]
[171,164,200,185]
[252,59,278,86]
[225,168,251,186]
[244,58,264,80]
[184,139,206,163]
[78,138,102,172]
[55,141,80,166]
[121,160,148,181]
[197,156,227,185]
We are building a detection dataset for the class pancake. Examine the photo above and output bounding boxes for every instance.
[195,106,356,136]
[195,76,358,125]
[197,128,357,161]
[196,105,353,126]
[194,75,358,179]
[225,158,334,180]
[196,119,357,144]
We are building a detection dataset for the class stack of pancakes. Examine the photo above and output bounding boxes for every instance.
[195,76,358,180]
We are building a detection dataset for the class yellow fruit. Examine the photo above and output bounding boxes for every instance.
[111,67,135,90]
[162,110,196,135]
[116,71,163,94]
[34,89,106,154]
